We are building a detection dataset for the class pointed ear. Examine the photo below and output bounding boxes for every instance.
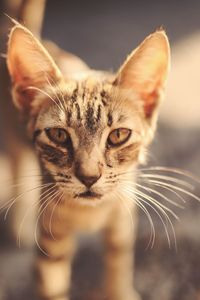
[113,30,170,121]
[7,24,62,113]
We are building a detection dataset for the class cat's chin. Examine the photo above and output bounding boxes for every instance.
[73,191,104,206]
[75,198,104,207]
[75,190,102,199]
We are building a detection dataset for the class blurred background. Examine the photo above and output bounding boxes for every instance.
[0,0,200,299]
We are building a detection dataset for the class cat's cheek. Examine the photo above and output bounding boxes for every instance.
[40,156,72,171]
[105,143,141,168]
[35,144,73,170]
[104,149,117,168]
[116,143,141,165]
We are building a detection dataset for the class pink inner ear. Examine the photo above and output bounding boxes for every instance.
[140,75,164,118]
[142,89,160,118]
[11,53,50,86]
[7,24,63,87]
[14,84,37,112]
[113,31,170,120]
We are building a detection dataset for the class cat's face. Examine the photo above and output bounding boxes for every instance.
[7,24,170,205]
[33,79,145,203]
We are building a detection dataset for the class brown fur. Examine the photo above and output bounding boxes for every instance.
[6,22,170,300]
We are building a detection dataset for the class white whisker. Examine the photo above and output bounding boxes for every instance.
[136,183,184,209]
[146,179,200,202]
[121,184,177,249]
[26,86,64,114]
[120,187,156,249]
[34,189,61,256]
[3,183,53,219]
[140,166,200,184]
[139,173,193,190]
[125,184,179,222]
[49,192,64,240]
[45,75,66,112]
[17,184,57,247]
[139,178,187,204]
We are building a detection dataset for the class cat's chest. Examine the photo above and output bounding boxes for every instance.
[66,206,113,232]
[45,198,116,233]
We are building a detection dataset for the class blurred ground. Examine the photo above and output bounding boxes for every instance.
[1,0,200,299]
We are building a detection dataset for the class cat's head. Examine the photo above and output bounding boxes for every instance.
[7,24,170,205]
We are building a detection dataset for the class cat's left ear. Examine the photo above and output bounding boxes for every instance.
[113,30,170,123]
[7,23,62,113]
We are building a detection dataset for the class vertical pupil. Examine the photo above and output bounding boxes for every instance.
[116,129,120,138]
[58,130,63,139]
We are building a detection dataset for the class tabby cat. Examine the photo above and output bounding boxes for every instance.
[6,22,170,300]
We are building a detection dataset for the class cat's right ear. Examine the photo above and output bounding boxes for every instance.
[113,30,170,126]
[7,24,62,113]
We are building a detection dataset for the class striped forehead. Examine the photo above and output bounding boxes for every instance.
[60,79,113,133]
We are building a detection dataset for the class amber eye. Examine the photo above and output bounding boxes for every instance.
[107,128,131,147]
[45,128,70,145]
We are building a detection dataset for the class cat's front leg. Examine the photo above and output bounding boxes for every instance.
[35,217,75,300]
[104,202,141,300]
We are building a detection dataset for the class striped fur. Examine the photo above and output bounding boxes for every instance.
[6,24,170,300]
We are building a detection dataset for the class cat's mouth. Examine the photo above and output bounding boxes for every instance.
[75,190,102,199]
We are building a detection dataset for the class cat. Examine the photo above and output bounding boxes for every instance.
[6,21,170,300]
[0,0,46,245]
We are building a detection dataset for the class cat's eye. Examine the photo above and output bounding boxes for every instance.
[45,128,70,145]
[107,128,131,147]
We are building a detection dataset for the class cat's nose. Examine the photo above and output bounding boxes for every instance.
[78,174,101,188]
[75,162,102,188]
